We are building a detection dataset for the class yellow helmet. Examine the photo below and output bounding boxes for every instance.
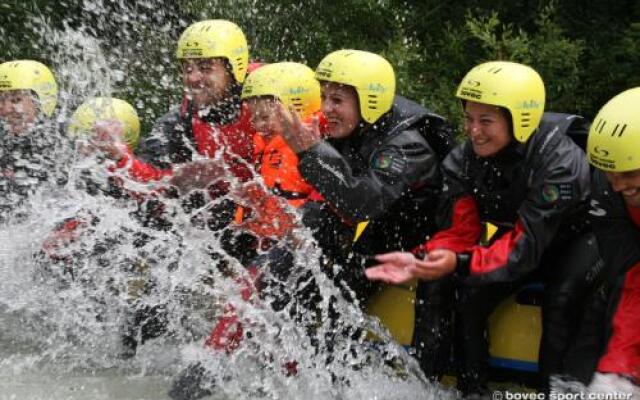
[587,87,640,172]
[0,60,58,117]
[176,19,249,83]
[315,49,395,124]
[456,61,545,143]
[68,97,141,150]
[241,62,321,120]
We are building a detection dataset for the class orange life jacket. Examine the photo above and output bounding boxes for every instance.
[252,133,314,208]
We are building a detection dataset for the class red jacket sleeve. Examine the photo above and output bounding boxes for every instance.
[419,195,482,254]
[113,153,173,183]
[467,220,526,275]
[597,261,640,382]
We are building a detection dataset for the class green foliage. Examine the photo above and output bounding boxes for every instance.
[0,0,637,135]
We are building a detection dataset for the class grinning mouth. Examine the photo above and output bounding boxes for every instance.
[622,188,640,197]
[472,138,489,146]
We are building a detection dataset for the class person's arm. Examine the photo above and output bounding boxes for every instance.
[298,128,439,225]
[458,135,591,284]
[365,144,482,284]
[112,152,173,183]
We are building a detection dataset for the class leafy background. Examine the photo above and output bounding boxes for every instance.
[1,0,639,135]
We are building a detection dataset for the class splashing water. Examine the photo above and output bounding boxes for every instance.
[0,2,455,399]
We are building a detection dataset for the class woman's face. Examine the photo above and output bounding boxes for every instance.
[247,97,282,140]
[0,90,39,135]
[463,101,513,158]
[320,82,361,139]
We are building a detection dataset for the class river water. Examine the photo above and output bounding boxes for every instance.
[0,4,456,398]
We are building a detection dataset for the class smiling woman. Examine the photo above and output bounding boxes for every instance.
[366,60,604,394]
[462,101,512,158]
[277,48,454,304]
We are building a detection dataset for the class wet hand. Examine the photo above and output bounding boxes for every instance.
[169,159,226,194]
[412,249,457,280]
[365,249,458,283]
[365,251,419,284]
[277,103,321,153]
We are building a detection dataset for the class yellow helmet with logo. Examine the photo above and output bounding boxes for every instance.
[587,87,640,172]
[0,60,58,117]
[315,49,395,124]
[176,19,249,83]
[241,62,321,120]
[456,61,545,143]
[68,97,141,150]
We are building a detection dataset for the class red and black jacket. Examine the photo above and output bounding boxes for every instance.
[420,112,592,285]
[590,169,640,382]
[135,87,255,183]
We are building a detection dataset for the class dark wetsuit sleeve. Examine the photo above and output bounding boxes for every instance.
[463,136,591,284]
[297,129,438,225]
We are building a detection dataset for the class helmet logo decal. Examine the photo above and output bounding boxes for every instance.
[593,146,609,157]
[316,68,332,79]
[288,87,308,95]
[459,88,482,100]
[517,100,541,109]
[368,83,387,92]
[467,79,481,87]
[182,48,203,57]
[589,154,616,170]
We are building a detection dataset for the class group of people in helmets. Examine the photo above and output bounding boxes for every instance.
[1,17,639,399]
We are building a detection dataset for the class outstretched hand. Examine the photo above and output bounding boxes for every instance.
[276,103,321,154]
[169,159,227,194]
[365,249,458,284]
[364,252,419,284]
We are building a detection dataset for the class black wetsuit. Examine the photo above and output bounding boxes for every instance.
[298,95,454,300]
[413,113,603,393]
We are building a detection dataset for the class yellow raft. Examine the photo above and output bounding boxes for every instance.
[365,282,542,372]
[364,223,542,373]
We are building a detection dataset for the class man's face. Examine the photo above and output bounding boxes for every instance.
[0,90,39,135]
[605,169,640,208]
[181,58,234,110]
